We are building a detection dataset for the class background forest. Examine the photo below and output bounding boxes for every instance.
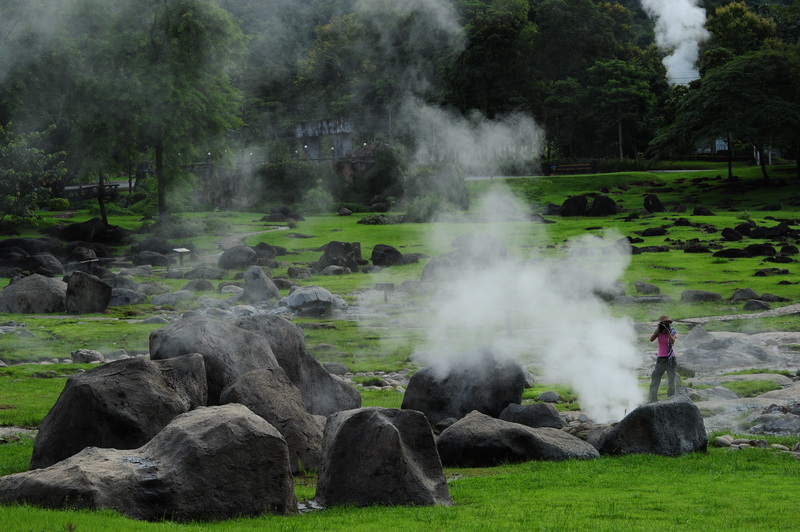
[1,0,799,221]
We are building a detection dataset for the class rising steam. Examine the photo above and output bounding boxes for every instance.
[640,0,710,85]
[408,186,644,423]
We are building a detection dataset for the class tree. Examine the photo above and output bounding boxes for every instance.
[660,48,800,181]
[531,0,617,82]
[0,125,64,225]
[585,59,656,159]
[444,0,538,117]
[704,2,777,56]
[134,0,247,220]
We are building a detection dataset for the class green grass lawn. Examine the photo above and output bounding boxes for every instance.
[2,164,800,530]
[1,448,797,531]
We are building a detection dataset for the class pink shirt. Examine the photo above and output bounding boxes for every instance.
[657,328,677,357]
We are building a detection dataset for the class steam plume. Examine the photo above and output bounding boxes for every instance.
[409,187,644,423]
[640,0,709,85]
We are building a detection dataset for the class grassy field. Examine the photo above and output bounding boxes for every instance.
[1,162,800,530]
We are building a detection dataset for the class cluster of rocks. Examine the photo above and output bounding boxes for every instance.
[1,327,712,522]
[0,231,429,320]
[712,434,800,456]
[612,280,791,311]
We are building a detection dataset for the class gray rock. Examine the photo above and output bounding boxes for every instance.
[743,299,771,311]
[65,271,112,314]
[315,407,452,507]
[2,404,296,521]
[218,245,257,270]
[499,403,566,429]
[680,290,723,303]
[181,279,214,292]
[109,288,147,306]
[149,316,281,404]
[437,411,599,467]
[634,280,661,295]
[27,253,64,276]
[731,288,759,302]
[184,266,225,280]
[30,354,207,469]
[320,265,350,275]
[597,390,707,457]
[151,290,194,306]
[537,391,562,403]
[232,314,361,417]
[70,348,105,363]
[220,368,326,474]
[401,347,526,426]
[131,251,173,267]
[281,285,347,316]
[0,274,67,313]
[241,265,280,303]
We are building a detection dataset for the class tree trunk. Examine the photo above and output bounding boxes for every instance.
[155,138,167,222]
[97,170,108,226]
[727,133,733,179]
[753,143,769,182]
[617,115,624,160]
[796,139,800,179]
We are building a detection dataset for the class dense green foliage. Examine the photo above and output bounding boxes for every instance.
[1,1,799,218]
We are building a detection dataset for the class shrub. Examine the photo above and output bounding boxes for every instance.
[405,194,457,223]
[152,215,205,239]
[357,213,406,225]
[47,198,69,211]
[403,163,469,210]
[302,181,335,214]
[256,160,319,205]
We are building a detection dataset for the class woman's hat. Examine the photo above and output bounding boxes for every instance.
[658,314,672,323]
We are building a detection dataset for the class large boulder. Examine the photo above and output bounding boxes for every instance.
[131,251,173,267]
[26,253,64,276]
[65,271,112,314]
[643,194,665,213]
[371,244,404,266]
[317,241,362,273]
[109,288,147,306]
[587,194,619,216]
[498,403,566,429]
[232,314,361,416]
[30,354,207,469]
[401,348,526,426]
[280,285,348,316]
[0,237,63,256]
[149,316,281,404]
[241,265,280,303]
[220,368,325,474]
[218,245,257,270]
[436,411,599,467]
[680,290,722,303]
[596,391,707,457]
[559,195,589,216]
[315,407,452,508]
[1,404,297,521]
[0,274,67,313]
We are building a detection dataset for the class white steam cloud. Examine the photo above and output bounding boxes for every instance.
[411,187,644,423]
[640,0,710,85]
[403,100,544,169]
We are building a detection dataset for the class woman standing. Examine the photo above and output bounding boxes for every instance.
[649,314,677,402]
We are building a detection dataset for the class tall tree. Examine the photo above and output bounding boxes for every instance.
[135,0,246,219]
[659,47,800,181]
[444,0,538,117]
[531,0,617,82]
[585,59,656,159]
